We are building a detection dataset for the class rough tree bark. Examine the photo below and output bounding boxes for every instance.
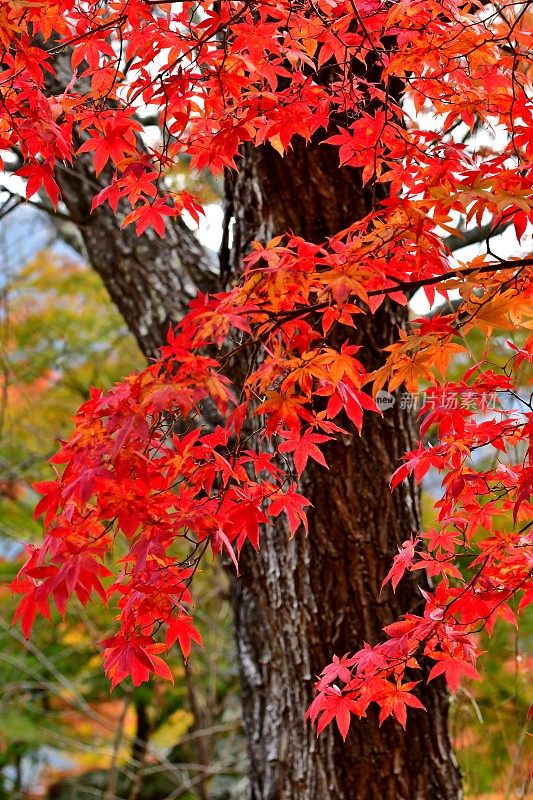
[51,108,462,800]
[53,153,216,360]
[226,140,462,800]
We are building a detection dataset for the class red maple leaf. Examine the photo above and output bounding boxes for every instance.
[374,681,426,729]
[306,686,365,740]
[268,484,310,536]
[121,199,178,237]
[278,428,331,476]
[16,161,60,205]
[428,656,481,693]
[78,116,141,174]
[166,615,203,659]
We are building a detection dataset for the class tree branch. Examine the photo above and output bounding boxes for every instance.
[443,219,512,253]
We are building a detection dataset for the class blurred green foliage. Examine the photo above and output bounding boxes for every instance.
[0,250,243,799]
[418,320,532,800]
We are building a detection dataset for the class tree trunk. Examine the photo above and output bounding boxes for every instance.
[128,693,151,800]
[227,140,462,800]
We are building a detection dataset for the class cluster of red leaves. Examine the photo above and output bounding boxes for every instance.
[309,364,533,737]
[3,0,533,734]
[2,1,533,236]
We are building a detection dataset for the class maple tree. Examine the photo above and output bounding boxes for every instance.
[1,0,532,798]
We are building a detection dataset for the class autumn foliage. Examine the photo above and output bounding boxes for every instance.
[2,0,532,739]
